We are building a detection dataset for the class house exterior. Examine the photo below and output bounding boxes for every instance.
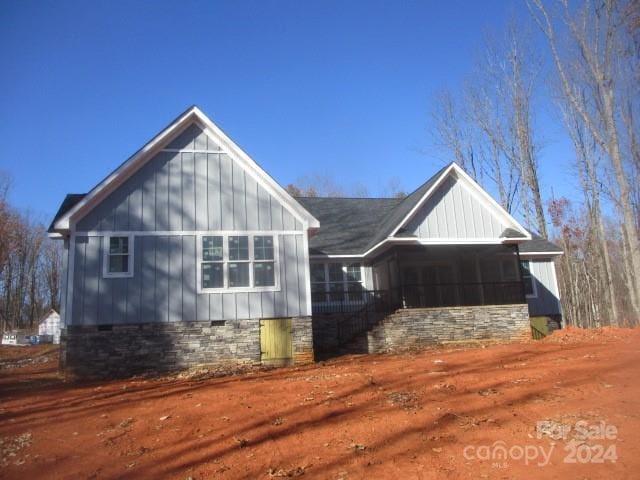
[38,309,61,344]
[49,106,562,378]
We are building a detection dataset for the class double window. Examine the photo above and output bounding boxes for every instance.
[103,235,134,278]
[311,262,364,303]
[199,234,278,292]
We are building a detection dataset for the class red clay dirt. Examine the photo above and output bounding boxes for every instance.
[1,328,639,479]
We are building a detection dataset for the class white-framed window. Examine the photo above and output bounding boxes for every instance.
[197,233,279,293]
[201,236,224,288]
[103,235,134,278]
[311,262,365,303]
[520,260,538,298]
[253,235,276,287]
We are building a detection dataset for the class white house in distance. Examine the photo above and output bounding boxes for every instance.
[38,309,61,344]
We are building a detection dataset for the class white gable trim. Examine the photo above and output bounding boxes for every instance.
[390,163,531,241]
[53,106,319,232]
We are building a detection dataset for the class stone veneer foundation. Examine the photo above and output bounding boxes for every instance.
[365,304,530,353]
[313,304,530,355]
[61,316,313,379]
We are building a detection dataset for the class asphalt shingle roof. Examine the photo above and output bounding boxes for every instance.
[519,233,562,253]
[295,197,401,255]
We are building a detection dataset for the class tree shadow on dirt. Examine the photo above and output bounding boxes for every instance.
[67,343,627,479]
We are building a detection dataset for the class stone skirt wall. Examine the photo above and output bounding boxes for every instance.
[366,304,530,353]
[62,317,313,379]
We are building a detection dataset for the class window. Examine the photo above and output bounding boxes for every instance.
[253,236,275,287]
[228,236,250,287]
[310,262,365,303]
[103,235,133,278]
[202,236,223,288]
[197,234,279,292]
[345,263,364,301]
[520,260,537,297]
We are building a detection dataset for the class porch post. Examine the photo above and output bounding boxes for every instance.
[514,245,526,303]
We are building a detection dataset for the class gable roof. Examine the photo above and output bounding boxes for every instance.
[297,163,566,257]
[300,194,560,256]
[50,106,319,233]
[391,163,531,242]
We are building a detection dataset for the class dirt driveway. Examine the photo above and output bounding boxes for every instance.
[1,328,639,479]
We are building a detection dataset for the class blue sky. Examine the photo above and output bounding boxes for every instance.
[0,0,575,223]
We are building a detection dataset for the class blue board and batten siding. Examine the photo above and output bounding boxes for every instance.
[526,258,562,316]
[405,175,508,239]
[67,124,309,325]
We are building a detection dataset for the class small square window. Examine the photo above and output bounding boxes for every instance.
[203,236,223,261]
[345,263,362,282]
[229,262,250,287]
[105,236,132,276]
[108,254,129,274]
[254,262,275,287]
[229,236,249,261]
[202,263,224,289]
[254,236,274,260]
[109,236,128,254]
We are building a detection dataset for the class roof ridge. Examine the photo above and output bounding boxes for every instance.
[294,196,400,200]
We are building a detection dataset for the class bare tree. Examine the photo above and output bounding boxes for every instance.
[0,180,62,333]
[529,0,640,313]
[500,23,548,237]
[559,99,620,323]
[431,89,479,178]
[430,22,545,233]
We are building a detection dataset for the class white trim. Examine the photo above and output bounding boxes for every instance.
[76,229,303,237]
[389,163,531,241]
[312,239,556,260]
[416,238,504,245]
[53,106,319,232]
[196,232,281,294]
[102,234,135,278]
[302,232,313,316]
[309,254,365,259]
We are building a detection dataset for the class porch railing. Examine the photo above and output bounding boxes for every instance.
[312,281,525,315]
[312,289,400,315]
